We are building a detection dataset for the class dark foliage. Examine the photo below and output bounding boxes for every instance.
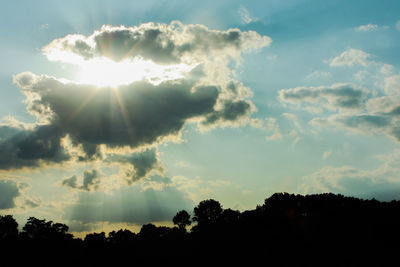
[1,192,400,263]
[172,210,191,231]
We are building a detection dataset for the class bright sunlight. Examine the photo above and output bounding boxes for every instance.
[74,57,194,87]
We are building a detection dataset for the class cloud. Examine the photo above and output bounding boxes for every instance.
[107,148,165,184]
[383,74,400,95]
[4,22,271,173]
[380,64,395,76]
[64,178,194,226]
[62,175,78,189]
[302,150,400,201]
[327,49,374,67]
[279,73,400,142]
[62,169,101,191]
[366,95,400,114]
[256,117,301,143]
[330,113,400,142]
[265,117,283,140]
[305,71,332,80]
[0,124,69,170]
[43,21,271,65]
[0,180,20,209]
[201,99,255,128]
[282,113,303,132]
[238,6,257,24]
[322,151,332,160]
[7,73,231,169]
[279,83,369,111]
[354,24,379,32]
[309,93,400,142]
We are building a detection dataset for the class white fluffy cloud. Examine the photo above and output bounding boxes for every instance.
[327,49,374,67]
[43,21,271,65]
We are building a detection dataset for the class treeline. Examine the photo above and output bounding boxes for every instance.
[1,192,400,261]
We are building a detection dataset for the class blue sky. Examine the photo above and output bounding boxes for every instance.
[1,0,400,235]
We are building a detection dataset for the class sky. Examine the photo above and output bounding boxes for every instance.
[1,0,400,236]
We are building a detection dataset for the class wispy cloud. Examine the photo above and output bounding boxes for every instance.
[322,151,332,160]
[354,24,378,32]
[238,6,257,24]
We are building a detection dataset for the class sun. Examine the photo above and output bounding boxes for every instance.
[74,57,194,87]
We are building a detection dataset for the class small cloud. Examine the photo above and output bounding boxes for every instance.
[23,197,41,208]
[62,169,101,191]
[265,117,283,140]
[249,118,264,128]
[40,24,49,30]
[282,113,303,132]
[175,161,192,168]
[305,70,332,80]
[322,151,332,160]
[279,83,369,112]
[238,6,257,24]
[355,24,378,32]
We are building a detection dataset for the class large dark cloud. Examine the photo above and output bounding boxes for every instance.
[0,180,20,209]
[5,67,257,171]
[43,22,271,65]
[14,73,219,148]
[0,124,69,170]
[4,73,221,169]
[2,22,270,177]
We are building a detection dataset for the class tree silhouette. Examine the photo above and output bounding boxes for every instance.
[22,217,72,241]
[173,210,191,231]
[84,232,106,248]
[108,229,136,245]
[0,215,18,241]
[1,192,400,262]
[193,199,223,226]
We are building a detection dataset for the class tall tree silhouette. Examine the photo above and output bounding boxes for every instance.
[173,210,191,232]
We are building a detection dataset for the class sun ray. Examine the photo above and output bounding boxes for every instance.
[66,87,99,124]
[111,87,136,146]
